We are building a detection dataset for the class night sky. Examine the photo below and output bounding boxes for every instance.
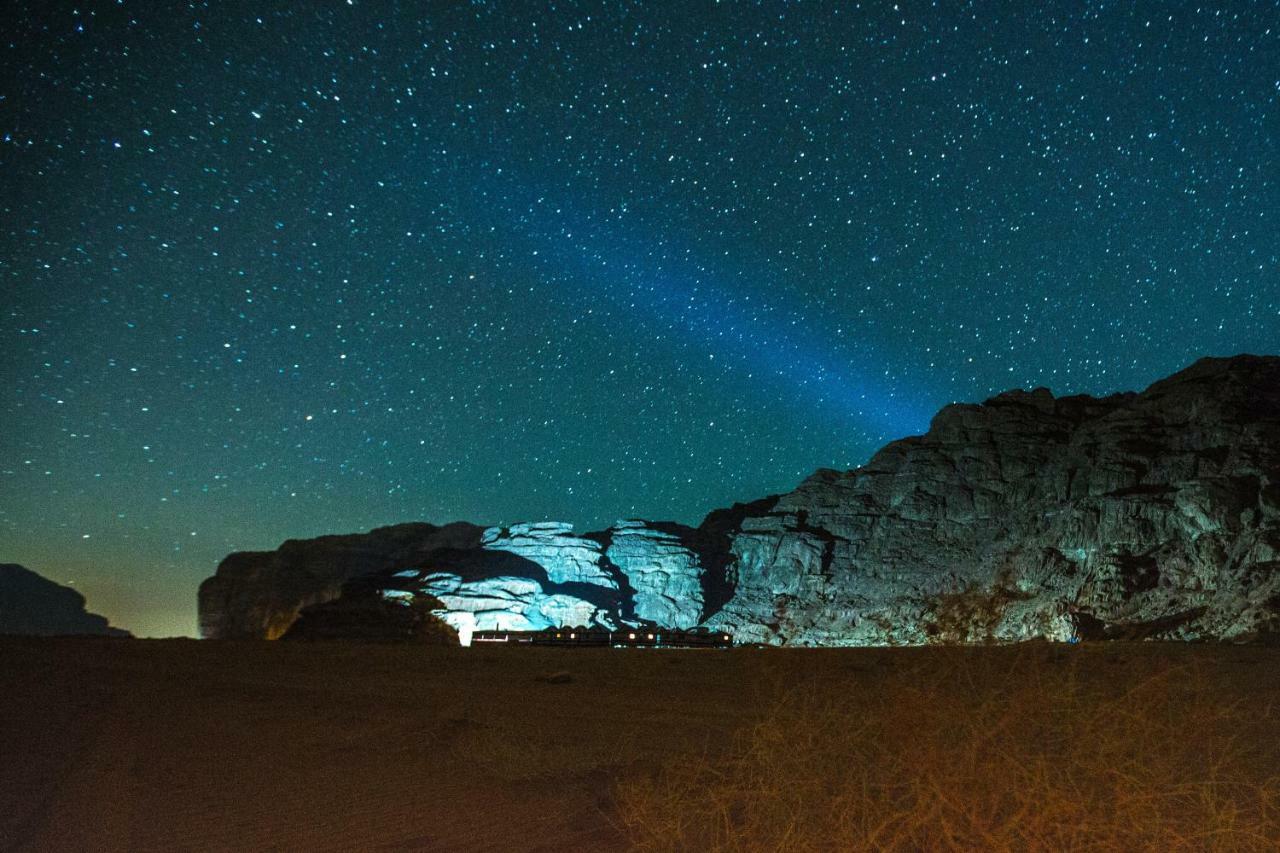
[4,2,1277,636]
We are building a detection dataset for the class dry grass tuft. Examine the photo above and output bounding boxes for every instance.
[615,646,1280,852]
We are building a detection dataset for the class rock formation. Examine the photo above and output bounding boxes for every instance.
[380,539,628,645]
[481,522,618,587]
[199,355,1280,645]
[0,564,131,637]
[282,583,458,644]
[703,354,1280,645]
[197,522,483,639]
[601,521,704,627]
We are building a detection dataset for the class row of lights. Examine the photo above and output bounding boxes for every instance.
[551,630,731,642]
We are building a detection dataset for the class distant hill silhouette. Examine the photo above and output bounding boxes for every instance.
[0,564,131,637]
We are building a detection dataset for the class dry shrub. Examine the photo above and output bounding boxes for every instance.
[615,647,1280,852]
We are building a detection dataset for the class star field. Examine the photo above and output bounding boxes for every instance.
[3,1,1278,635]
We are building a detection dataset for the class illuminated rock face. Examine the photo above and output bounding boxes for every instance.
[200,519,707,640]
[374,522,711,642]
[604,521,704,628]
[200,356,1280,645]
[383,572,616,645]
[703,355,1280,645]
[480,522,617,587]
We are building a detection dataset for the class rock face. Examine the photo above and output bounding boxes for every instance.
[197,522,484,639]
[282,584,458,644]
[703,354,1280,645]
[198,355,1280,645]
[0,564,131,637]
[481,522,617,587]
[602,521,704,628]
[391,573,613,644]
[199,518,705,642]
[378,541,629,644]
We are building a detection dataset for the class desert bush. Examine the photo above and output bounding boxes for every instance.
[615,647,1280,851]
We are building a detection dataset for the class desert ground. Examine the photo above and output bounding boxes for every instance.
[1,638,1277,852]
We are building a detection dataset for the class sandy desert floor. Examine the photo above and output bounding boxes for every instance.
[1,638,1277,852]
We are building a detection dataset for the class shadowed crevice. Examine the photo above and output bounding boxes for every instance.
[693,496,781,622]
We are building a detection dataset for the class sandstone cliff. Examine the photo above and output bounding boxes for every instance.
[704,354,1280,644]
[198,355,1280,644]
[197,522,483,639]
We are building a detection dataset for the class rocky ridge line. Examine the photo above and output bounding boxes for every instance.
[198,355,1280,644]
[1,564,132,637]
